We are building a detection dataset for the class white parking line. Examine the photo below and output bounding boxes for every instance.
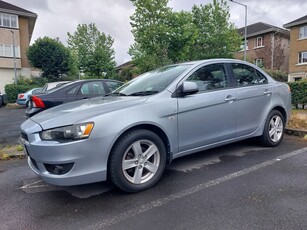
[89,147,307,230]
[19,180,49,189]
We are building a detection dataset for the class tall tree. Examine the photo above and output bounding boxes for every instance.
[67,23,116,78]
[129,0,174,72]
[27,37,71,80]
[129,0,241,73]
[190,0,241,60]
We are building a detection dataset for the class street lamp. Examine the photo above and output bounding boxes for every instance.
[10,30,17,84]
[229,0,247,61]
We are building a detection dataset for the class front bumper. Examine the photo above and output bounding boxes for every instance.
[20,119,109,186]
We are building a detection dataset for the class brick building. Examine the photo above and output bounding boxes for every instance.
[0,0,37,93]
[235,22,290,73]
[283,15,307,82]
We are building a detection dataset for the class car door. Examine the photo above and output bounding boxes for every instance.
[76,81,107,100]
[177,63,237,152]
[229,63,273,137]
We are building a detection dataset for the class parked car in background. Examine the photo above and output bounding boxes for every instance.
[26,79,123,117]
[20,59,291,193]
[16,88,43,106]
[0,91,7,107]
[41,81,70,93]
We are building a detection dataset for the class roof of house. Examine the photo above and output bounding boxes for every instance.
[283,15,307,28]
[0,0,37,42]
[237,22,289,38]
[0,0,37,17]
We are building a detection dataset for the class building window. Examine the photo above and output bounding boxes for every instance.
[299,25,307,39]
[0,13,19,28]
[255,58,263,67]
[240,40,249,51]
[254,37,263,48]
[0,44,20,58]
[298,52,307,64]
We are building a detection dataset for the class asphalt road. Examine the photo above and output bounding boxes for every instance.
[0,134,307,230]
[0,106,27,145]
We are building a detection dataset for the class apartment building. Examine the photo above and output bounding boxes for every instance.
[283,15,307,82]
[235,22,290,73]
[0,0,37,93]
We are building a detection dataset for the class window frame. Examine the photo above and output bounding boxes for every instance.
[0,13,19,28]
[254,36,264,48]
[0,44,21,58]
[299,25,307,39]
[255,58,263,67]
[298,51,307,64]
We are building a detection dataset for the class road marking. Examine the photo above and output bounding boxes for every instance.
[89,147,307,230]
[19,180,49,189]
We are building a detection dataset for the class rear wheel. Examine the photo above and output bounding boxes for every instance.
[109,129,166,193]
[259,110,285,147]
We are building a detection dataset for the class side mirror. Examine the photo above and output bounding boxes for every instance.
[180,81,199,96]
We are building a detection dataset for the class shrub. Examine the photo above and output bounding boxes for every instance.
[288,81,307,108]
[4,84,39,103]
[263,69,288,82]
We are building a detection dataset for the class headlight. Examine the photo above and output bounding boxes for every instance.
[40,123,94,141]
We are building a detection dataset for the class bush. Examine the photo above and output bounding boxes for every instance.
[263,69,288,82]
[288,81,307,108]
[4,84,39,103]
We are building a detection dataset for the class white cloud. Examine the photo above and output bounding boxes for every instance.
[6,0,307,65]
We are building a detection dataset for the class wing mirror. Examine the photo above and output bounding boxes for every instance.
[178,81,199,97]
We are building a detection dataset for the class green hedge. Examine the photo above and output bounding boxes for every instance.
[288,81,307,108]
[4,84,39,103]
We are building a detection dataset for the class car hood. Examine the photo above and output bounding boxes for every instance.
[30,96,148,130]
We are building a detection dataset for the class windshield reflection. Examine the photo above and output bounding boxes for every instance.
[113,64,191,96]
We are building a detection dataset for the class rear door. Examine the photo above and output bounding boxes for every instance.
[177,63,237,152]
[229,63,273,137]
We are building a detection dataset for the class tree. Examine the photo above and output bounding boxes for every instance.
[190,0,241,60]
[67,23,116,78]
[27,37,71,80]
[129,0,241,73]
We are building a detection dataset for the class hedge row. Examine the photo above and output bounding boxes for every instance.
[288,81,307,109]
[4,84,40,103]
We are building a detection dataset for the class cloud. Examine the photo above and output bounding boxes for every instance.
[5,0,307,65]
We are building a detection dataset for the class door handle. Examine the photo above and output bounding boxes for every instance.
[264,90,272,95]
[225,96,236,102]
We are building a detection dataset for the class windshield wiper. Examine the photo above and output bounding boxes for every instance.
[105,92,127,96]
[128,91,159,96]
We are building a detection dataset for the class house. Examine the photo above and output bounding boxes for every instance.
[0,0,37,93]
[235,22,290,73]
[283,15,307,82]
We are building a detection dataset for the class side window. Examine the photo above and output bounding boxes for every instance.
[255,70,268,84]
[186,64,228,92]
[106,81,123,91]
[231,63,264,87]
[79,82,106,95]
[66,85,79,95]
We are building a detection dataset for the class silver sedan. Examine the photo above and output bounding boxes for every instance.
[20,59,291,193]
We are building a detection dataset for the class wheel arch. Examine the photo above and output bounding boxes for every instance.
[271,106,288,123]
[107,124,173,172]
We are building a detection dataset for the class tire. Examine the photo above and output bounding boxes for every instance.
[26,100,30,107]
[259,110,285,147]
[109,129,166,193]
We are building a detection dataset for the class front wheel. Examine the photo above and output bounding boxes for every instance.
[109,129,166,193]
[259,110,285,147]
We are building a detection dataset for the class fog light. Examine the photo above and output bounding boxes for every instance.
[44,163,74,175]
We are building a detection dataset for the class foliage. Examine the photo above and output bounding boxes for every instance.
[263,69,288,82]
[190,0,241,60]
[67,23,116,78]
[4,84,39,103]
[288,81,307,108]
[26,37,71,80]
[16,76,47,86]
[129,0,241,73]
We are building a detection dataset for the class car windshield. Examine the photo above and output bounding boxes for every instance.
[113,64,191,96]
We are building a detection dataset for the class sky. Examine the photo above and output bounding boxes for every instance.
[6,0,307,66]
